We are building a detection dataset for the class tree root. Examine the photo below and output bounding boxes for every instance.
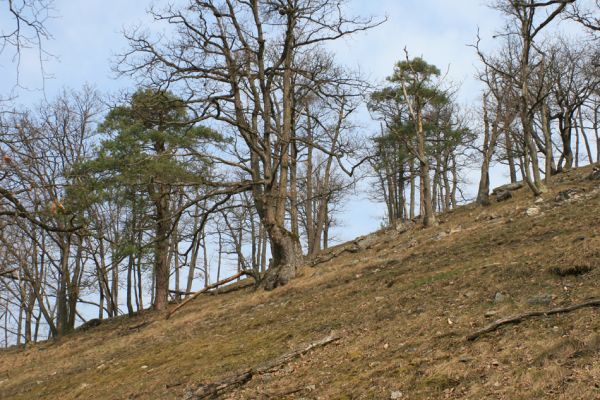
[467,298,600,341]
[182,335,341,400]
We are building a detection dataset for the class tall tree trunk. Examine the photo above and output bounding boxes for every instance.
[56,235,71,336]
[409,160,416,219]
[505,131,518,183]
[417,111,435,226]
[152,184,171,311]
[578,108,593,164]
[541,103,554,183]
[261,13,303,290]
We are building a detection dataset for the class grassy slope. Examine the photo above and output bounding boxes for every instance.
[1,166,599,400]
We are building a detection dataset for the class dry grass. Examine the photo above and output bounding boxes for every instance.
[1,165,600,399]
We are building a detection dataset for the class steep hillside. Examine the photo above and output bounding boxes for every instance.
[1,166,600,400]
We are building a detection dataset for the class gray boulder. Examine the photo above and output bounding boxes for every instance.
[492,182,524,195]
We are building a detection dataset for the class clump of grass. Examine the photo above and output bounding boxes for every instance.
[550,265,593,277]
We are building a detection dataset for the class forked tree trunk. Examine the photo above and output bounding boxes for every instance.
[263,225,303,290]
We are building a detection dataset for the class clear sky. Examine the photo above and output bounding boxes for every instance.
[0,0,528,242]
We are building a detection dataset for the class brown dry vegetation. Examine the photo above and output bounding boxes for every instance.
[1,166,600,400]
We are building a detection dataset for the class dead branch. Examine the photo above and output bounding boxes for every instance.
[309,239,363,267]
[183,335,341,400]
[467,298,600,341]
[126,321,152,331]
[166,271,251,319]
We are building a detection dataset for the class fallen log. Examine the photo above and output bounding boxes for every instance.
[166,271,251,320]
[182,335,341,400]
[467,298,600,341]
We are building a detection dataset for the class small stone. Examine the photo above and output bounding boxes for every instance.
[79,383,89,389]
[534,197,544,204]
[306,384,316,391]
[383,343,389,350]
[390,391,403,399]
[459,356,471,363]
[141,365,148,369]
[526,207,540,217]
[493,292,509,303]
[375,296,385,302]
[484,311,498,318]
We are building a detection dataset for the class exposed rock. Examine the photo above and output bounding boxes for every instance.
[395,221,414,234]
[528,294,553,306]
[449,226,463,234]
[356,234,379,250]
[390,391,404,399]
[586,167,600,181]
[493,292,509,303]
[526,207,540,217]
[78,318,101,331]
[495,190,512,202]
[435,231,448,241]
[555,189,583,203]
[492,182,524,195]
[476,212,499,222]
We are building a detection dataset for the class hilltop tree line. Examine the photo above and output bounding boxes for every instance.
[0,0,598,345]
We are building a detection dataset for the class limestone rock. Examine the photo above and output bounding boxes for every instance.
[492,182,524,195]
[496,190,512,202]
[493,292,509,303]
[586,167,600,181]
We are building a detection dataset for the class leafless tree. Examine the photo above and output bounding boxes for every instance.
[116,0,383,289]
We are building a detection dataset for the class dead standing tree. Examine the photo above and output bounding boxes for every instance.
[117,0,383,289]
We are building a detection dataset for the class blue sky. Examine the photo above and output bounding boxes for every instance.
[0,0,518,243]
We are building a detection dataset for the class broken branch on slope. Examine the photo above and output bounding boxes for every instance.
[467,298,600,341]
[182,335,341,400]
